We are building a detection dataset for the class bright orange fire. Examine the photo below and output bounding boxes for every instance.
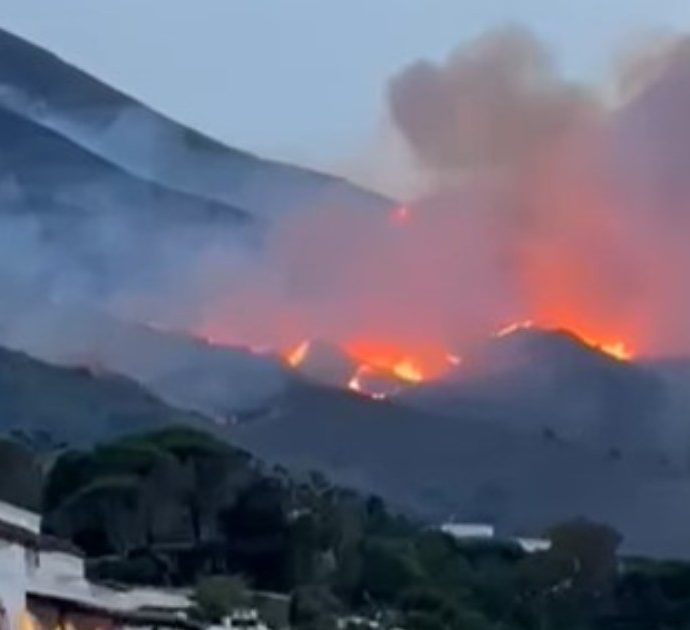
[494,319,633,361]
[582,338,632,361]
[495,320,535,338]
[286,340,310,367]
[344,339,451,383]
[279,316,634,397]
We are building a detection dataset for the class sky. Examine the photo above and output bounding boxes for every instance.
[1,0,690,172]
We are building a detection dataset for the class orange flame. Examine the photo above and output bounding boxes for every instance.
[347,365,388,400]
[390,205,411,224]
[494,319,633,361]
[391,358,423,382]
[344,339,451,383]
[495,320,535,338]
[286,340,310,367]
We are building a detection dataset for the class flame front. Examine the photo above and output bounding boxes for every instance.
[495,319,633,362]
[286,340,310,367]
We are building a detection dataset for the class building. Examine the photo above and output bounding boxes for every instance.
[439,522,495,541]
[514,537,552,554]
[0,499,200,630]
[209,609,270,630]
[439,521,551,553]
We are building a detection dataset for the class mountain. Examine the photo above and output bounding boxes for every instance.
[0,345,200,445]
[0,27,392,219]
[398,328,665,450]
[3,333,690,558]
[0,307,291,419]
[228,374,690,559]
[0,26,393,351]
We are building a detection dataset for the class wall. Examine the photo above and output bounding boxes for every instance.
[0,504,40,536]
[0,541,30,630]
[35,552,85,583]
[29,598,117,630]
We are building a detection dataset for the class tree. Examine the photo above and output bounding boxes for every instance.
[219,478,291,590]
[359,539,424,603]
[289,585,340,630]
[194,575,251,623]
[0,439,43,511]
[137,427,251,543]
[547,519,622,595]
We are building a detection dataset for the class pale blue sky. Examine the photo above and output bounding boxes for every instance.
[1,0,690,169]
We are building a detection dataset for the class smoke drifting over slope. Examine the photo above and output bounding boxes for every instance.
[197,27,690,373]
[6,26,690,389]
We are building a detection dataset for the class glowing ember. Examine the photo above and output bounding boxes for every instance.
[493,319,632,362]
[343,337,463,383]
[495,320,535,338]
[348,371,363,392]
[583,339,632,361]
[390,358,422,382]
[347,365,392,400]
[601,342,630,361]
[286,340,310,367]
[390,205,411,224]
[446,353,463,366]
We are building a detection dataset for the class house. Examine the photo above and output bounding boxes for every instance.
[439,521,551,553]
[514,537,552,554]
[0,499,200,630]
[439,522,495,541]
[210,609,270,630]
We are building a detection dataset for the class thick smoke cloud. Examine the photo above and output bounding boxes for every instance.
[389,27,593,172]
[7,25,690,396]
[193,28,690,369]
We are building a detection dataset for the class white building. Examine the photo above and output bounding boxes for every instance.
[439,522,495,541]
[0,499,42,630]
[210,609,270,630]
[439,521,551,554]
[514,537,552,554]
[0,499,199,630]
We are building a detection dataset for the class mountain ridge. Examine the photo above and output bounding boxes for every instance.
[0,26,393,219]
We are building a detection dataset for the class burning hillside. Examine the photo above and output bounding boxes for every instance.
[0,23,688,412]
[192,27,690,390]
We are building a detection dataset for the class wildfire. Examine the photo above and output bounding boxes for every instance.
[343,339,450,383]
[269,316,633,403]
[446,353,463,366]
[347,365,388,399]
[348,366,365,392]
[495,320,535,338]
[494,319,632,361]
[391,358,423,382]
[390,205,411,224]
[286,340,310,367]
[583,339,632,361]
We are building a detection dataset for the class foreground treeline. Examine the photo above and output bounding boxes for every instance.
[3,429,690,629]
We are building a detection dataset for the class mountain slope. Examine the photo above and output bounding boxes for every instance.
[0,99,257,308]
[399,329,665,449]
[0,346,200,445]
[0,308,291,418]
[229,377,690,559]
[3,335,690,558]
[0,102,250,225]
[0,27,393,219]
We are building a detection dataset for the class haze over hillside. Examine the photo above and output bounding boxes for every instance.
[0,27,392,220]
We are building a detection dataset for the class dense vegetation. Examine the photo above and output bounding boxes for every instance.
[2,427,690,629]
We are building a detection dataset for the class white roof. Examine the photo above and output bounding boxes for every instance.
[0,499,41,535]
[440,522,495,539]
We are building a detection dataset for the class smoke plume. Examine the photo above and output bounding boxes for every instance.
[7,25,690,390]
